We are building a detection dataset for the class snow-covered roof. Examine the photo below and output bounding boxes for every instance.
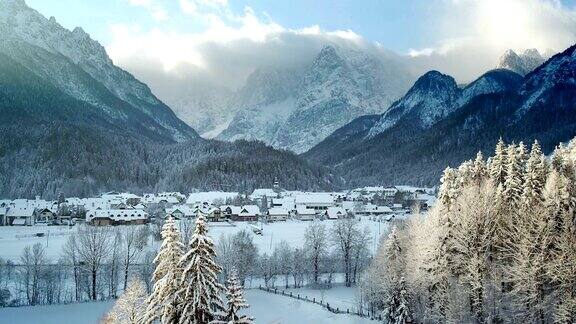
[268,207,289,216]
[166,205,195,217]
[186,191,239,205]
[295,193,334,205]
[326,207,346,219]
[86,209,148,222]
[362,204,393,213]
[296,205,316,215]
[250,189,278,199]
[239,205,261,216]
[221,205,242,215]
[6,207,35,217]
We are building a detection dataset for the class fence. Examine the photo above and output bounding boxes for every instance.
[257,285,382,321]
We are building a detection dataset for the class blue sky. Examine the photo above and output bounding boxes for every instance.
[26,0,576,53]
[24,0,576,87]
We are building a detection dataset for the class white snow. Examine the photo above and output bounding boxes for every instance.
[0,300,114,324]
[0,290,376,324]
[0,218,391,262]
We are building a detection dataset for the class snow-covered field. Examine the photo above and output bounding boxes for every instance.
[0,218,393,261]
[0,300,114,324]
[0,289,375,324]
[284,284,362,313]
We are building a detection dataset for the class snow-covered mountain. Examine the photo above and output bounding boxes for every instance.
[367,71,460,138]
[217,67,301,142]
[305,58,558,185]
[497,49,546,76]
[0,0,196,142]
[149,79,234,137]
[0,0,343,198]
[218,44,413,153]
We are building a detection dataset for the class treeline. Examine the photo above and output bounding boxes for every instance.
[0,118,340,199]
[215,218,373,290]
[362,139,576,323]
[0,226,154,307]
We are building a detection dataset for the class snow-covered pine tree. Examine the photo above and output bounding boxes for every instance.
[457,160,474,187]
[178,214,224,324]
[517,142,528,169]
[438,167,459,211]
[509,203,550,323]
[471,151,488,186]
[521,141,548,210]
[489,138,508,186]
[214,268,253,324]
[383,277,413,324]
[144,217,185,324]
[543,170,572,254]
[106,278,147,324]
[503,143,524,208]
[381,227,413,323]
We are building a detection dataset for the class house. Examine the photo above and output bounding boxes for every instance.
[233,205,260,222]
[35,207,57,224]
[325,207,347,220]
[267,207,289,221]
[221,205,242,219]
[86,209,149,226]
[271,197,295,211]
[356,204,393,216]
[250,189,279,201]
[295,205,317,221]
[165,205,195,219]
[186,191,239,206]
[295,193,334,211]
[5,206,35,226]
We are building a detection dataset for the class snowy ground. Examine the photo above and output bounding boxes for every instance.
[0,300,114,324]
[0,290,375,324]
[0,217,393,262]
[283,284,362,313]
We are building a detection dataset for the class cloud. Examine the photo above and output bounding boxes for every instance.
[406,0,576,81]
[107,5,368,88]
[110,0,576,94]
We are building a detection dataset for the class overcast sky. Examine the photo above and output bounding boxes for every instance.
[26,0,576,88]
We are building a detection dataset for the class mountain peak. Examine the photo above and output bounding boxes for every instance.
[412,70,457,91]
[498,48,544,76]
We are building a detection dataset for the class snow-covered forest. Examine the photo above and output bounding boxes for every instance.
[362,139,576,323]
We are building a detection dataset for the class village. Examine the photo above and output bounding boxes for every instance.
[0,183,436,228]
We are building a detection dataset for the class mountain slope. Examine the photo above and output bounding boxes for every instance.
[305,47,576,186]
[218,45,414,153]
[217,67,300,142]
[0,0,197,142]
[0,0,341,198]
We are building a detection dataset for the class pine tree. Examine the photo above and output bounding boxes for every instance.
[381,227,413,323]
[144,217,185,324]
[214,269,253,324]
[457,160,474,187]
[521,141,547,210]
[106,278,147,324]
[438,167,459,211]
[383,277,413,324]
[503,143,524,209]
[490,138,508,186]
[471,151,488,186]
[178,214,224,324]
